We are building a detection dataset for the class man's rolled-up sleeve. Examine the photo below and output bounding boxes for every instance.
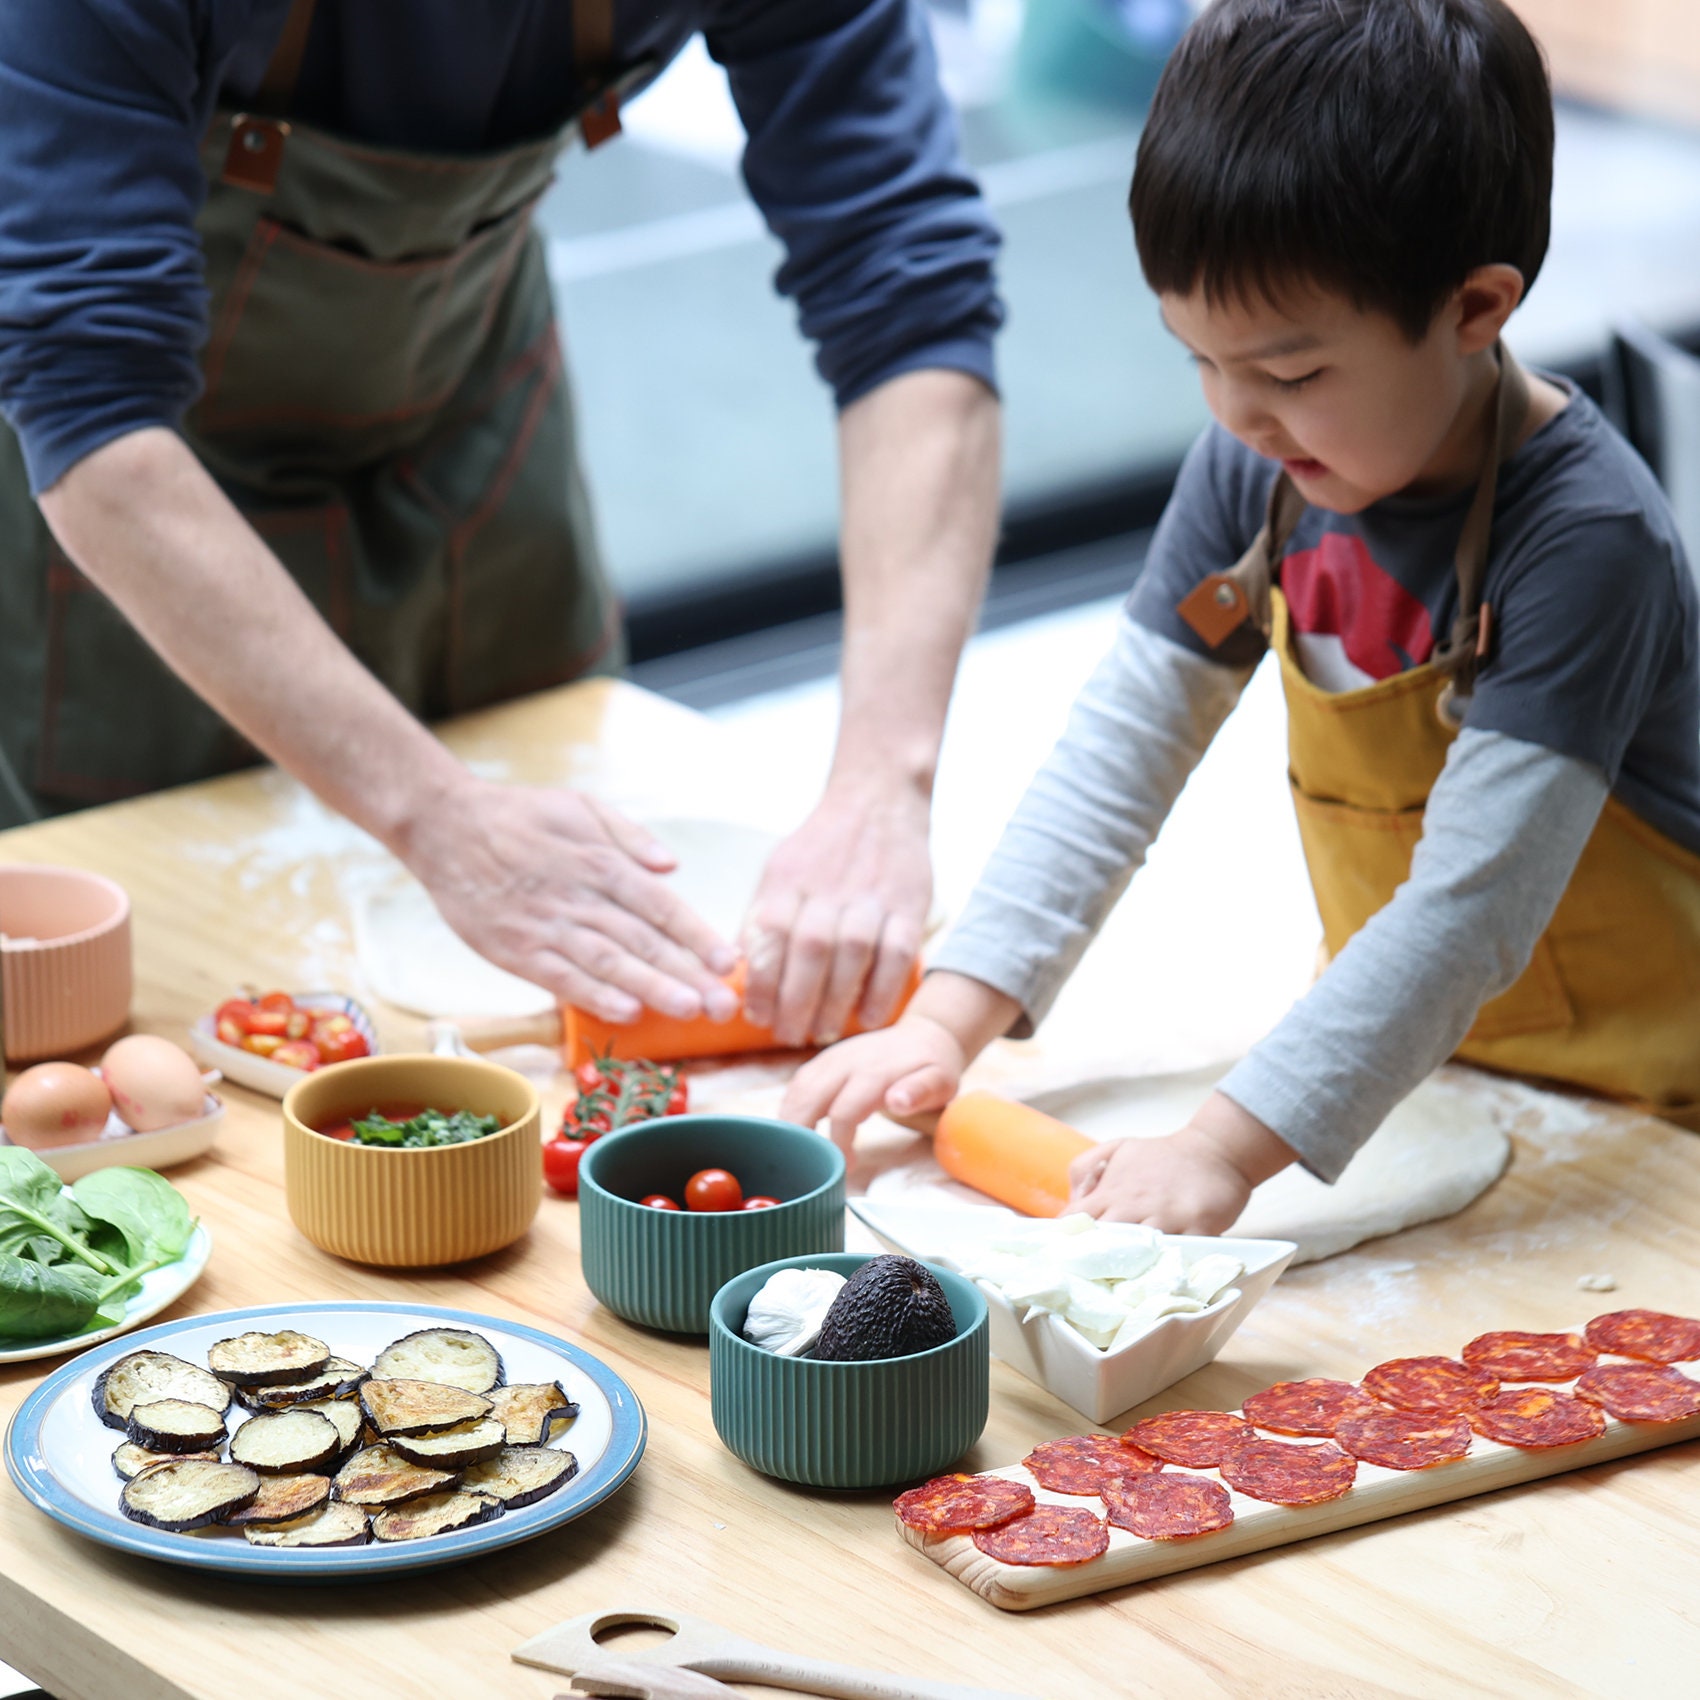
[0,0,216,495]
[708,0,1003,408]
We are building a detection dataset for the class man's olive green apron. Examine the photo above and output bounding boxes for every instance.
[1179,345,1700,1129]
[0,0,626,823]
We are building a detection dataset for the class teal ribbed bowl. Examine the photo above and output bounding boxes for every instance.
[578,1116,845,1336]
[709,1253,989,1489]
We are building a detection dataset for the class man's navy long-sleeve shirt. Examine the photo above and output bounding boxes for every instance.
[0,0,1003,494]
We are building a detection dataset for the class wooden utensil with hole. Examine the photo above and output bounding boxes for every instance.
[514,1608,1043,1700]
[568,1660,741,1698]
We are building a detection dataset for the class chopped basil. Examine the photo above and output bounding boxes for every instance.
[350,1108,501,1148]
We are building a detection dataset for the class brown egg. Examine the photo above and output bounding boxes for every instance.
[100,1035,206,1133]
[1,1062,112,1148]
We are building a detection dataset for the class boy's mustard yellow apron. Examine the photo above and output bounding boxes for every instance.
[0,0,632,821]
[1178,346,1700,1129]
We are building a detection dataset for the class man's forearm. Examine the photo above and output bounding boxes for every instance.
[39,428,461,852]
[832,368,1000,794]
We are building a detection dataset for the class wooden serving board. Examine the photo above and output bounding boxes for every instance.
[902,1355,1700,1612]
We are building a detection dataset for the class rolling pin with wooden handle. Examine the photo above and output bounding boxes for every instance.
[514,1607,1044,1700]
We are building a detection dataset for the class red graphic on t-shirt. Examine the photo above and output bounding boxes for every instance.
[1281,533,1434,678]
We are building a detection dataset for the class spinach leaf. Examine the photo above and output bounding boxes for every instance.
[71,1168,195,1270]
[0,1254,102,1342]
[0,1149,111,1272]
[351,1108,499,1148]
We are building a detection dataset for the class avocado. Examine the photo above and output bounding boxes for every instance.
[810,1255,957,1361]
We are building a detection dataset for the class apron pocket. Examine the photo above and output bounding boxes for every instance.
[1289,781,1575,1041]
[196,193,542,449]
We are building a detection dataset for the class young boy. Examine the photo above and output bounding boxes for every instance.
[781,0,1700,1229]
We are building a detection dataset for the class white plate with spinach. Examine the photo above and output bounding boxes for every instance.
[0,1148,210,1364]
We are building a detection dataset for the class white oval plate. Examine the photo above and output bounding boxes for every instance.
[188,993,377,1098]
[0,1221,212,1365]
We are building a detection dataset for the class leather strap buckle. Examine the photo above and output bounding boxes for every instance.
[221,116,290,193]
[580,91,623,150]
[1177,573,1252,649]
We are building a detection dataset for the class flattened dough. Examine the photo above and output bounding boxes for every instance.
[863,1064,1511,1266]
[352,818,779,1019]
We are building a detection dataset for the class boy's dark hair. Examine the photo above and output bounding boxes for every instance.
[1130,0,1553,340]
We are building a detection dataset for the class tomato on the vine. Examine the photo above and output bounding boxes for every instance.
[684,1168,743,1213]
[742,1195,781,1210]
[640,1194,681,1211]
[543,1137,592,1196]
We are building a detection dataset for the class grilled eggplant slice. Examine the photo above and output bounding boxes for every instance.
[461,1445,578,1509]
[487,1381,579,1446]
[222,1473,334,1526]
[297,1397,364,1457]
[359,1377,493,1437]
[332,1444,460,1507]
[245,1501,371,1548]
[94,1352,231,1432]
[388,1418,507,1470]
[372,1329,503,1394]
[241,1356,366,1409]
[229,1407,342,1475]
[120,1459,259,1531]
[112,1443,221,1482]
[208,1330,330,1387]
[370,1490,502,1543]
[125,1399,228,1453]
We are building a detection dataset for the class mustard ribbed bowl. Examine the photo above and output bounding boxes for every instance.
[282,1055,541,1267]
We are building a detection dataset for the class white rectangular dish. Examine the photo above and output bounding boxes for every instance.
[849,1198,1296,1423]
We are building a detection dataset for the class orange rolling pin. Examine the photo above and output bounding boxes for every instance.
[454,959,923,1066]
[933,1091,1095,1218]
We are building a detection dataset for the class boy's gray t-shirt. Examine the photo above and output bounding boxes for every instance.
[1128,385,1700,853]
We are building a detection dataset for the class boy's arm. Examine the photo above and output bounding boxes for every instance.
[1074,728,1606,1225]
[927,611,1254,1031]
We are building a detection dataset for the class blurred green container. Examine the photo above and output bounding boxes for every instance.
[709,1252,990,1490]
[578,1115,844,1336]
[1016,0,1186,112]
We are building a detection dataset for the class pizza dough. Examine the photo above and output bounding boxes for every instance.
[350,817,779,1020]
[1021,1063,1512,1265]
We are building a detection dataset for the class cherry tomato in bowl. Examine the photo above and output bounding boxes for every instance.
[684,1168,743,1213]
[741,1195,781,1210]
[640,1194,681,1211]
[543,1136,592,1197]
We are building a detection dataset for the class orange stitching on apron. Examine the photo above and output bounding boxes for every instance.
[445,336,564,712]
[200,218,282,409]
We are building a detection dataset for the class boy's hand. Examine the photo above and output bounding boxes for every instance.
[1067,1092,1298,1233]
[779,1016,967,1153]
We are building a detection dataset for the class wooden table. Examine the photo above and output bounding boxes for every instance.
[2,679,1697,1700]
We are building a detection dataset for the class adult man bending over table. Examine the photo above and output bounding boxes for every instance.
[0,0,1002,1047]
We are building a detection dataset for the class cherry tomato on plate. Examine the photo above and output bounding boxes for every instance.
[244,1006,291,1039]
[741,1195,781,1210]
[640,1194,682,1211]
[684,1168,743,1213]
[270,1039,322,1072]
[240,1032,285,1057]
[214,998,258,1044]
[543,1137,592,1196]
[310,1014,370,1065]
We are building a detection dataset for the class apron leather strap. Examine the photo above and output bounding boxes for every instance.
[255,0,319,117]
[221,0,317,191]
[575,0,624,148]
[1176,340,1532,702]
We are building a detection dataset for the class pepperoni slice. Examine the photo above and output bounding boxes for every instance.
[893,1473,1036,1534]
[1583,1310,1700,1366]
[1574,1363,1700,1424]
[1333,1408,1473,1471]
[1468,1387,1606,1448]
[1217,1435,1357,1506]
[972,1505,1109,1567]
[1362,1356,1498,1415]
[1023,1435,1162,1495]
[1123,1410,1251,1468]
[1101,1473,1235,1541]
[1461,1331,1596,1383]
[1241,1378,1376,1437]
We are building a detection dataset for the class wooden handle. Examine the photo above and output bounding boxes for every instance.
[693,1651,1039,1700]
[451,1009,563,1052]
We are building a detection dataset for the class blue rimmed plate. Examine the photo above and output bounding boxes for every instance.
[5,1300,645,1579]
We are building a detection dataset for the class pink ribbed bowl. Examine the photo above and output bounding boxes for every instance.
[0,865,132,1063]
[282,1054,541,1268]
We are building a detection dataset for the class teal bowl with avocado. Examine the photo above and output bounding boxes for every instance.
[578,1115,845,1335]
[709,1252,990,1489]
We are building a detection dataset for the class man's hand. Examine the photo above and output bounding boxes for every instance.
[742,775,931,1046]
[780,1014,966,1152]
[1067,1092,1297,1232]
[400,776,740,1025]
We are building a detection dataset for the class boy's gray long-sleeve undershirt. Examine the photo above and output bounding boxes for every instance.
[929,615,1610,1183]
